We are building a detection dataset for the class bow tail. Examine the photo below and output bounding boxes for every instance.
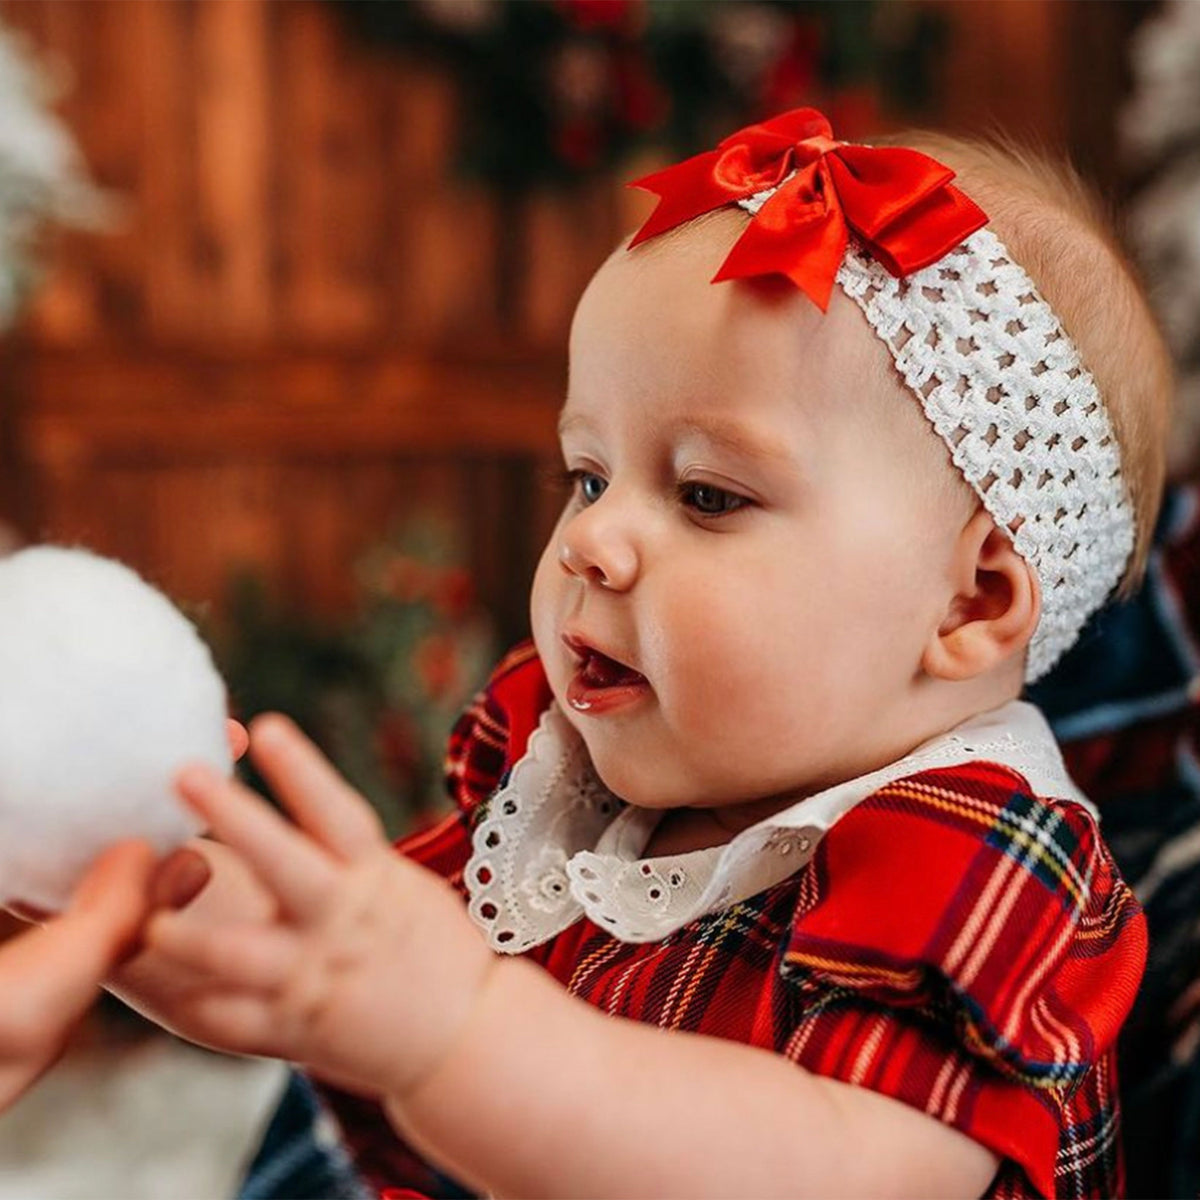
[628,150,734,248]
[714,186,849,312]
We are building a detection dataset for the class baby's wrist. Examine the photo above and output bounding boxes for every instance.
[342,858,509,1106]
[381,953,559,1134]
[383,947,510,1109]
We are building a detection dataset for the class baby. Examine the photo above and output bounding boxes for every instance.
[119,111,1171,1199]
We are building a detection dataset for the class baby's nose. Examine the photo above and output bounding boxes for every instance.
[557,514,639,591]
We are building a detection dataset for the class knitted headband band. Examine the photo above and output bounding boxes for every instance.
[628,108,1134,682]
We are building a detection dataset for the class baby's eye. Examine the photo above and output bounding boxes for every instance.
[563,469,607,506]
[679,482,750,517]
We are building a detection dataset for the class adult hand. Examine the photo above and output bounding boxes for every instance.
[0,840,156,1110]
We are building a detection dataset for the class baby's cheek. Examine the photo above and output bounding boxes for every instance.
[658,612,794,735]
[528,551,562,664]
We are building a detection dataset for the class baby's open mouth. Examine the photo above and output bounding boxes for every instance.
[577,648,646,690]
[564,640,649,713]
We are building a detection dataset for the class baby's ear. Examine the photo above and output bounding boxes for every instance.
[922,509,1040,682]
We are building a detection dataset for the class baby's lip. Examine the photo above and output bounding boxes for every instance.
[562,632,640,677]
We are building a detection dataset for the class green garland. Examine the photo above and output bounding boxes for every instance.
[217,515,497,838]
[332,0,945,188]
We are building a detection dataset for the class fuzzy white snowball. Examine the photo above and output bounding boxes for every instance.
[0,546,231,910]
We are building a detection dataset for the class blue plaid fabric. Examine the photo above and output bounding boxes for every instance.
[236,1073,372,1200]
[1028,484,1200,1199]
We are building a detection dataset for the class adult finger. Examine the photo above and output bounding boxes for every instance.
[174,764,337,922]
[249,714,385,860]
[5,839,153,930]
[66,840,158,956]
[5,901,50,925]
[0,842,156,1032]
[149,846,213,911]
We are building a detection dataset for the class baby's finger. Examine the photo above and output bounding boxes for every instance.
[174,764,337,922]
[172,990,289,1060]
[227,718,250,762]
[147,911,304,993]
[250,713,386,860]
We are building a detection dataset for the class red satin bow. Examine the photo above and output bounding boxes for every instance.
[628,108,987,311]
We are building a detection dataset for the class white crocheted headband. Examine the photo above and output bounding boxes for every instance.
[629,109,1134,682]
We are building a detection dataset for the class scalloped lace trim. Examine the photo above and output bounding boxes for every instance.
[464,700,1094,952]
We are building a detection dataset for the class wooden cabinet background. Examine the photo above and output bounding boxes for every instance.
[0,0,1142,645]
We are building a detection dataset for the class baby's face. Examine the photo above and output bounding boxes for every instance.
[531,226,972,815]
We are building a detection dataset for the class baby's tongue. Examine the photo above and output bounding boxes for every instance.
[581,651,644,688]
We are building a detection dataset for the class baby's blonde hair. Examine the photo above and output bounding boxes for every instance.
[884,131,1173,594]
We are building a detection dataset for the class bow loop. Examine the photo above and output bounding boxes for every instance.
[711,142,794,196]
[629,108,987,310]
[722,107,834,152]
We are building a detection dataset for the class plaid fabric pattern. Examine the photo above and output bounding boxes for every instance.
[779,763,1144,1198]
[317,648,1145,1200]
[442,640,549,826]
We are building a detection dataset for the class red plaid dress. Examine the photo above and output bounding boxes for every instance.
[331,643,1147,1199]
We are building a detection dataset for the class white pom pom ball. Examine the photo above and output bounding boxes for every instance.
[0,546,231,910]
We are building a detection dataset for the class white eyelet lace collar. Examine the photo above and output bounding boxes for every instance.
[464,701,1094,953]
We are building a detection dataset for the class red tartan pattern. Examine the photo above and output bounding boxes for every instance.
[328,646,1146,1199]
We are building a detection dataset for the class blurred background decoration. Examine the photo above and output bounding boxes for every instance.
[332,0,946,188]
[0,23,109,329]
[1122,0,1200,478]
[220,510,497,836]
[0,21,109,558]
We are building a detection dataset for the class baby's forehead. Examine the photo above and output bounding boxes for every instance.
[576,249,960,496]
[590,229,918,427]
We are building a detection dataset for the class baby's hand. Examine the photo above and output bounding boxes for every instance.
[145,715,496,1098]
[227,718,249,762]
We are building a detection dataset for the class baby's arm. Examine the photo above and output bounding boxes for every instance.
[404,956,998,1199]
[0,840,155,1110]
[147,717,998,1199]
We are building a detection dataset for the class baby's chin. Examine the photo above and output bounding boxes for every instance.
[579,737,729,812]
[553,680,764,810]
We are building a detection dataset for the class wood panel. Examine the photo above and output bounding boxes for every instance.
[15,350,561,466]
[6,347,562,643]
[937,0,1068,147]
[1,0,626,350]
[0,0,605,632]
